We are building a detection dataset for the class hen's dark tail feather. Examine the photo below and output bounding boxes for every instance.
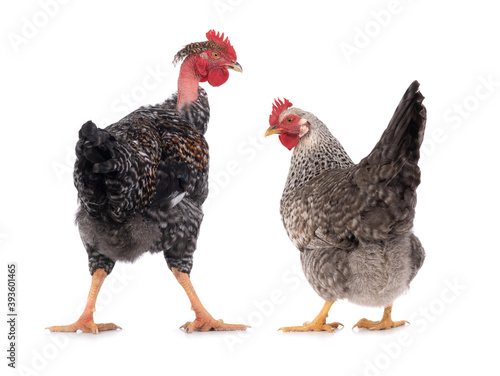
[356,80,426,189]
[74,121,140,222]
[352,81,426,238]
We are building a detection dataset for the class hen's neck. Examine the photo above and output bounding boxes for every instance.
[177,55,203,113]
[284,116,354,194]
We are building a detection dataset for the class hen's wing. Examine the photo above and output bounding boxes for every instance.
[304,81,426,249]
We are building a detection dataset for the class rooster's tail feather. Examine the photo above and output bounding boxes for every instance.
[75,121,141,222]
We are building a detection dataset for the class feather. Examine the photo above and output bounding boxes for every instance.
[275,81,427,307]
[172,29,237,66]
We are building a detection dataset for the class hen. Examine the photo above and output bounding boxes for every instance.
[47,30,246,334]
[265,81,426,332]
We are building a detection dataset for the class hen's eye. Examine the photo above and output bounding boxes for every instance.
[287,118,293,123]
[212,52,220,59]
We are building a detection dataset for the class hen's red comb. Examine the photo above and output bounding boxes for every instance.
[269,98,293,126]
[206,30,237,61]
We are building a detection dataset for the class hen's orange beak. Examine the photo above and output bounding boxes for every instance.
[265,126,281,137]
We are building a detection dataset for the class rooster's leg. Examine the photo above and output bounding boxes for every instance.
[46,268,121,334]
[172,267,248,333]
[353,304,408,331]
[279,300,343,332]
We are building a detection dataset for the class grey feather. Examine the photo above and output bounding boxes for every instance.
[279,81,426,307]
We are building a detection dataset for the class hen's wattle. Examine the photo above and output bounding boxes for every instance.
[266,81,426,332]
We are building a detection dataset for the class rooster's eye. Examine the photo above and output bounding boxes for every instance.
[212,52,220,59]
[287,118,292,123]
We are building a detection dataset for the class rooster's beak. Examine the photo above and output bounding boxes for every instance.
[265,126,281,137]
[226,62,243,73]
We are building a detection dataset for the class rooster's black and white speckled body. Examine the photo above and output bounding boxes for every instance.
[48,30,247,335]
[74,88,210,276]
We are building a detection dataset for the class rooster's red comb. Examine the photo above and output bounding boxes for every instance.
[269,98,293,126]
[206,30,237,61]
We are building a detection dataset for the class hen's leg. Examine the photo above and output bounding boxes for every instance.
[279,300,343,332]
[353,304,408,331]
[172,268,248,333]
[46,268,121,334]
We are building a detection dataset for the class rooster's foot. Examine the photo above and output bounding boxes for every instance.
[46,316,121,334]
[46,269,121,334]
[180,315,248,333]
[172,267,248,333]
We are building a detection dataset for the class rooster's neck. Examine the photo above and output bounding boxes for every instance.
[177,55,203,113]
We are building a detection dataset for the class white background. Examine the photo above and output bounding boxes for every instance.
[2,0,499,375]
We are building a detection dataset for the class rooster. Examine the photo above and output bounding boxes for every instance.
[47,30,247,334]
[265,81,426,332]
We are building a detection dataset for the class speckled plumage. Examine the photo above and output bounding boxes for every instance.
[46,31,247,334]
[279,81,426,308]
[74,87,210,276]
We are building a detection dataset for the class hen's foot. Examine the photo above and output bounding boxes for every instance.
[353,304,408,331]
[46,316,121,334]
[279,300,342,333]
[352,318,407,331]
[180,315,248,333]
[279,320,343,333]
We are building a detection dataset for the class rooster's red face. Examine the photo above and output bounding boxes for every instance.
[265,99,309,150]
[182,30,242,87]
[195,49,242,87]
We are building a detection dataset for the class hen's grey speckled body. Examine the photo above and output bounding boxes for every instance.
[280,82,426,307]
[74,88,210,276]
